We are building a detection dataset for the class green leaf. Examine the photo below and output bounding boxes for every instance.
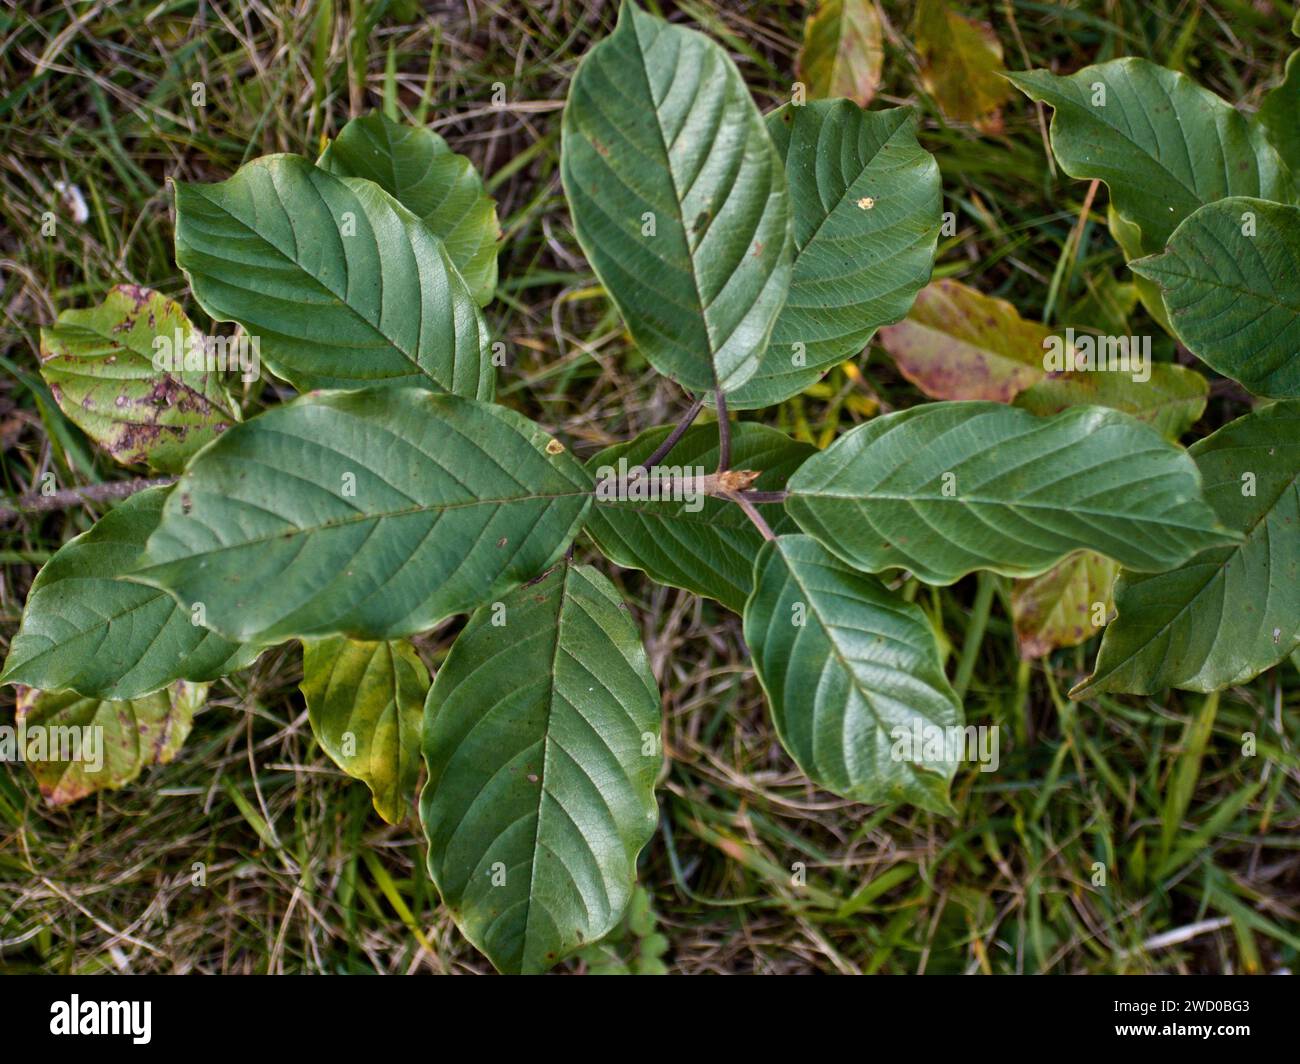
[1011,551,1117,659]
[1064,274,1140,339]
[174,154,493,397]
[131,389,593,644]
[1107,204,1173,332]
[13,681,207,806]
[1130,198,1300,400]
[300,636,429,824]
[421,563,661,974]
[1,487,254,700]
[914,0,1012,129]
[725,102,941,409]
[786,401,1237,585]
[1014,361,1208,442]
[876,279,1048,402]
[1074,400,1300,696]
[575,884,668,975]
[318,110,500,306]
[560,1,792,394]
[584,422,813,612]
[1007,59,1295,256]
[743,534,961,813]
[1256,50,1300,179]
[797,0,884,107]
[39,285,240,473]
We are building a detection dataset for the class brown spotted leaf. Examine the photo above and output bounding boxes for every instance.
[876,279,1047,401]
[13,681,207,806]
[1011,551,1118,659]
[914,0,1012,130]
[40,286,241,473]
[797,0,884,107]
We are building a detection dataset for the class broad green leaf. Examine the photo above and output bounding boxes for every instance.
[786,401,1237,585]
[876,279,1048,402]
[584,422,813,612]
[1014,362,1208,442]
[1074,401,1300,697]
[726,102,941,409]
[914,0,1012,130]
[421,563,661,974]
[318,110,500,306]
[13,681,207,806]
[131,389,593,644]
[743,534,961,813]
[1130,198,1300,400]
[1257,50,1300,179]
[797,0,884,107]
[40,285,240,473]
[1,488,254,700]
[300,636,429,824]
[1011,551,1118,659]
[174,154,493,397]
[560,1,792,394]
[1007,59,1295,256]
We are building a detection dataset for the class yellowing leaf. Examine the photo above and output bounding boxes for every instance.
[914,0,1012,130]
[301,637,430,824]
[797,0,884,107]
[876,279,1048,401]
[40,286,241,473]
[1014,362,1208,442]
[13,681,207,806]
[1011,551,1118,659]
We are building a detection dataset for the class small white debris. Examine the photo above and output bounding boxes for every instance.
[53,181,89,223]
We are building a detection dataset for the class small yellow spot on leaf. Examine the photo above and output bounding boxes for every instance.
[857,196,875,210]
[545,438,565,455]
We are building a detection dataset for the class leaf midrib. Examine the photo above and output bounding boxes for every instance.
[625,12,718,391]
[522,567,570,971]
[140,487,592,568]
[796,488,1231,535]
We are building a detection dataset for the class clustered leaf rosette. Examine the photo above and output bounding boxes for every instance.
[4,0,1297,975]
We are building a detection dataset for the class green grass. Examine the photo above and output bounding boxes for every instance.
[1,0,1298,974]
